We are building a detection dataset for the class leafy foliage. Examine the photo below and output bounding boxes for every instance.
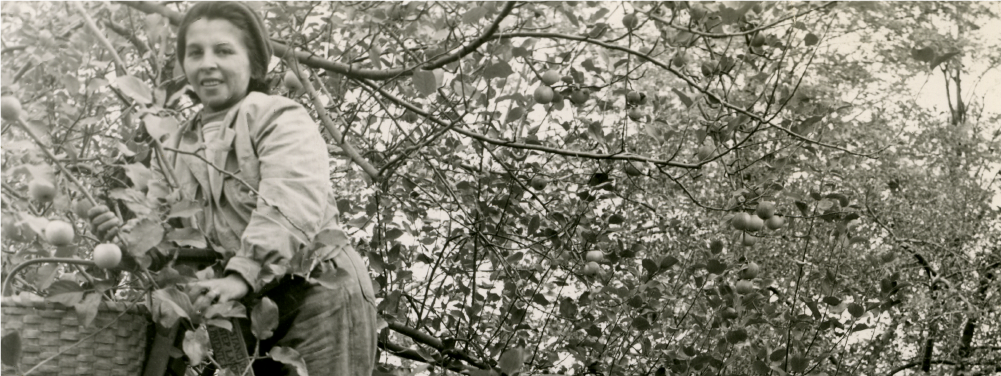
[2,1,999,376]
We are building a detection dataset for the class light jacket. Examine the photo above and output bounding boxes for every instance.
[162,92,342,292]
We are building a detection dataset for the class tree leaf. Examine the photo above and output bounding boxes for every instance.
[930,51,960,69]
[182,326,210,365]
[74,292,102,327]
[167,228,207,248]
[642,259,660,274]
[115,75,153,104]
[168,200,203,218]
[463,6,488,24]
[124,163,153,192]
[631,316,652,331]
[483,61,514,80]
[790,353,809,373]
[911,46,936,63]
[672,88,693,107]
[706,258,727,274]
[110,188,151,216]
[152,286,194,328]
[143,115,178,143]
[804,33,819,46]
[123,217,165,257]
[412,70,438,97]
[847,303,865,318]
[251,297,279,341]
[822,296,841,306]
[498,347,524,375]
[34,263,58,291]
[270,346,309,376]
[505,107,525,124]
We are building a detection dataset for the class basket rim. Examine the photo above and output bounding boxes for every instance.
[1,293,148,313]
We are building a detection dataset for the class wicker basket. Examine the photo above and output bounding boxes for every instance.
[1,294,149,376]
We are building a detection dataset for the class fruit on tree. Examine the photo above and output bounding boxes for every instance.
[44,220,75,246]
[623,162,643,177]
[530,176,549,190]
[534,85,555,104]
[585,250,604,263]
[622,13,639,30]
[731,212,751,231]
[402,110,419,123]
[551,90,564,104]
[881,252,895,263]
[745,215,765,232]
[696,145,714,160]
[28,179,57,203]
[627,108,644,121]
[755,201,776,219]
[93,243,122,269]
[672,53,688,67]
[569,90,589,105]
[735,280,755,295]
[741,233,759,247]
[765,215,785,230]
[750,34,766,47]
[625,91,643,105]
[582,261,600,276]
[541,70,561,86]
[1,96,22,121]
[283,71,303,94]
[739,262,760,280]
[720,307,738,319]
[701,62,715,77]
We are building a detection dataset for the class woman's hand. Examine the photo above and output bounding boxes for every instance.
[187,274,251,312]
[87,205,122,241]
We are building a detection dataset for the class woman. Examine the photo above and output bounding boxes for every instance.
[89,2,377,375]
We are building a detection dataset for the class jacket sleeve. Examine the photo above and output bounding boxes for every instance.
[224,96,331,292]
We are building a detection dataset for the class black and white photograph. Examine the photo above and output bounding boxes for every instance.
[1,2,999,375]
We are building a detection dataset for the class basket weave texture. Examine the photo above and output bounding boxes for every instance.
[1,295,148,376]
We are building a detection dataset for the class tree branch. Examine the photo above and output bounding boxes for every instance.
[357,79,701,169]
[646,2,838,38]
[73,3,128,75]
[286,57,381,180]
[487,31,872,157]
[386,321,491,370]
[422,2,516,69]
[119,1,516,81]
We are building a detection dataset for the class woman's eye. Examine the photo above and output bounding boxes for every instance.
[187,49,202,57]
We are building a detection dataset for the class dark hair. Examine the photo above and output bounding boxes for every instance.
[176,2,272,102]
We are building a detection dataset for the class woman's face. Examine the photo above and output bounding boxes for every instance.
[182,19,252,112]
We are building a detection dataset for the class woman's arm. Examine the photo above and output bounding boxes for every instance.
[224,94,332,292]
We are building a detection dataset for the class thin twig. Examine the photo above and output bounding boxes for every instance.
[285,56,381,179]
[357,79,702,169]
[647,2,838,38]
[73,3,128,75]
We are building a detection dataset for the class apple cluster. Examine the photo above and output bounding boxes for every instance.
[731,201,785,247]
